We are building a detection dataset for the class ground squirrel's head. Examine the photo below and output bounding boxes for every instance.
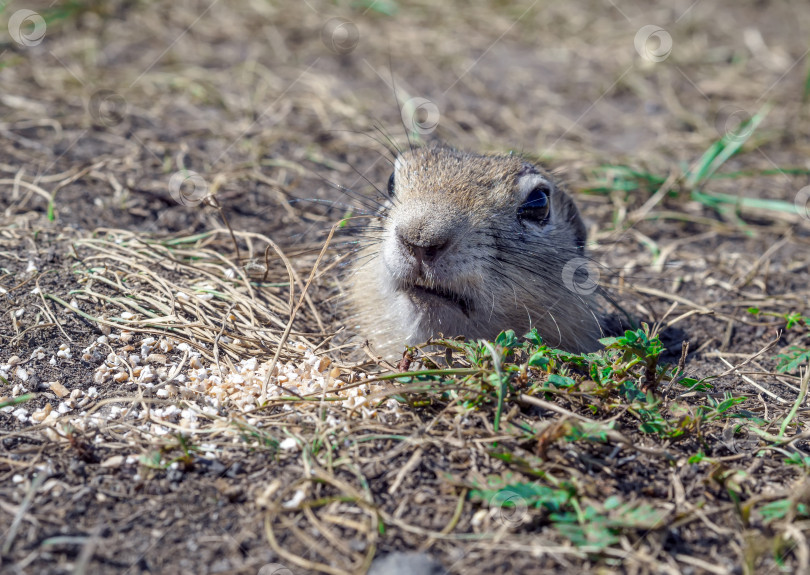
[348,144,603,358]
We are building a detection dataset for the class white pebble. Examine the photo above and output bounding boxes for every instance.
[162,405,181,418]
[282,489,307,509]
[279,437,299,451]
[93,369,109,384]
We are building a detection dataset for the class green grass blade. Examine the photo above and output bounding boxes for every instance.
[686,103,772,188]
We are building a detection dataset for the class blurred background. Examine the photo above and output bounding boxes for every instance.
[2,0,808,239]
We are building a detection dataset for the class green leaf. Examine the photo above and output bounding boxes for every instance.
[548,373,575,388]
[554,521,619,550]
[775,347,810,373]
[688,451,706,464]
[351,0,399,15]
[784,452,810,467]
[527,352,550,369]
[495,330,519,351]
[760,501,788,522]
[0,394,34,409]
[715,396,746,414]
[678,377,713,392]
[469,482,571,512]
[523,328,544,347]
[784,312,806,330]
[685,103,771,188]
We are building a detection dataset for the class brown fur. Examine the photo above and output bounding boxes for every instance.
[347,144,603,358]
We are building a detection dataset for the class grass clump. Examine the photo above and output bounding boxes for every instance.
[583,105,810,227]
[376,326,810,553]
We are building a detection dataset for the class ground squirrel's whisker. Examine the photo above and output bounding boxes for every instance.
[344,143,605,357]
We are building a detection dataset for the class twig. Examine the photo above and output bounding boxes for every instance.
[261,222,340,401]
[2,472,46,555]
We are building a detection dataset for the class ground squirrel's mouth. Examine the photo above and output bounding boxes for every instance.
[399,280,473,317]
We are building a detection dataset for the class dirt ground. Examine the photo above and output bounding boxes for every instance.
[2,1,810,574]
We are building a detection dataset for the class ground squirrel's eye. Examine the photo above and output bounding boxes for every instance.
[517,186,550,224]
[387,172,395,197]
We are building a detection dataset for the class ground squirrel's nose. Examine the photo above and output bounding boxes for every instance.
[396,227,448,265]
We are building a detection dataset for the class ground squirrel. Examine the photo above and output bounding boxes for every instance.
[348,144,604,358]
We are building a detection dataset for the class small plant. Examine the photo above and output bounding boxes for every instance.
[394,326,756,447]
[748,307,810,374]
[775,347,810,374]
[758,498,810,524]
[469,476,666,551]
[583,105,810,225]
[138,433,200,470]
